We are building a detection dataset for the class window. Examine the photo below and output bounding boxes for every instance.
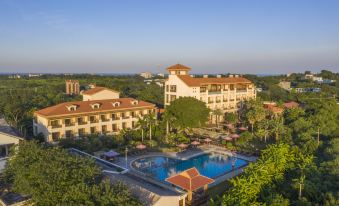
[101,114,108,121]
[111,113,118,120]
[89,116,97,123]
[131,111,135,117]
[102,125,107,133]
[200,87,207,92]
[112,102,120,107]
[132,121,135,128]
[170,85,177,92]
[166,94,169,103]
[90,127,96,134]
[230,84,234,90]
[65,130,72,138]
[78,128,85,136]
[112,124,118,132]
[122,122,127,129]
[166,85,169,92]
[170,95,176,102]
[52,132,60,141]
[65,119,72,126]
[208,97,213,103]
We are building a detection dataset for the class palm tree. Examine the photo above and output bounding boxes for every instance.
[269,117,284,141]
[212,109,224,128]
[145,112,156,141]
[136,117,147,142]
[162,111,176,142]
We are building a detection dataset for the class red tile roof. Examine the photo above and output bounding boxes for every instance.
[265,104,284,114]
[165,167,214,191]
[34,98,156,118]
[177,75,252,87]
[166,64,191,71]
[82,87,119,95]
[283,101,300,109]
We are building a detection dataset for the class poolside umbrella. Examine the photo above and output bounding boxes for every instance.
[222,136,233,141]
[230,134,240,139]
[238,126,248,132]
[136,144,147,150]
[226,124,234,129]
[104,150,120,158]
[177,143,188,149]
[191,141,200,146]
[204,138,212,143]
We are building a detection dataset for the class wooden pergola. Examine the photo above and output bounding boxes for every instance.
[166,167,214,204]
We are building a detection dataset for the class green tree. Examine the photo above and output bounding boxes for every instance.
[224,112,237,124]
[212,109,224,127]
[165,97,210,132]
[4,141,141,205]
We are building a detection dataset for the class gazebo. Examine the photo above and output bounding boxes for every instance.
[166,167,214,203]
[103,150,120,161]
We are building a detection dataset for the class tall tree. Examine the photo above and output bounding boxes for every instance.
[165,97,210,132]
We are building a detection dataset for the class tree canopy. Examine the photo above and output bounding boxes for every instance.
[4,141,141,206]
[164,97,210,130]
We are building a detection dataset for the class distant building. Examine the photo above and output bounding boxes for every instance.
[65,80,80,95]
[82,87,120,101]
[28,73,41,78]
[140,72,153,79]
[293,87,321,93]
[144,79,165,87]
[33,98,157,142]
[157,73,165,77]
[8,74,21,79]
[278,81,291,91]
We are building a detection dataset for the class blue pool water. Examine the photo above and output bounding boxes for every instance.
[132,152,248,182]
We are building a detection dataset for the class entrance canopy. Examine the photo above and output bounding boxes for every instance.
[165,167,214,191]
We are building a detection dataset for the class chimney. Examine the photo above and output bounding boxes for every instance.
[203,75,208,78]
[216,74,222,78]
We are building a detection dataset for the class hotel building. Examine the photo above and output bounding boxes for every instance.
[33,87,156,142]
[164,64,256,122]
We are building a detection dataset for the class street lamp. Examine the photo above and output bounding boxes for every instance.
[125,147,128,168]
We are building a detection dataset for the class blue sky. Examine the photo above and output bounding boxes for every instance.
[0,0,338,74]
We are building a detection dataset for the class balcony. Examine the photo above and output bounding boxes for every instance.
[236,89,247,93]
[90,119,99,123]
[101,118,109,122]
[216,100,221,103]
[208,91,222,95]
[122,116,130,120]
[78,121,87,125]
[65,122,75,127]
[51,124,62,129]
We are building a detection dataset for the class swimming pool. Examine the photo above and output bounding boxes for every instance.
[131,152,248,182]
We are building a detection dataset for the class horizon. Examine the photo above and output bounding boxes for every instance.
[1,0,339,73]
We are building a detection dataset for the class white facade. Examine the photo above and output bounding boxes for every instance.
[164,64,256,117]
